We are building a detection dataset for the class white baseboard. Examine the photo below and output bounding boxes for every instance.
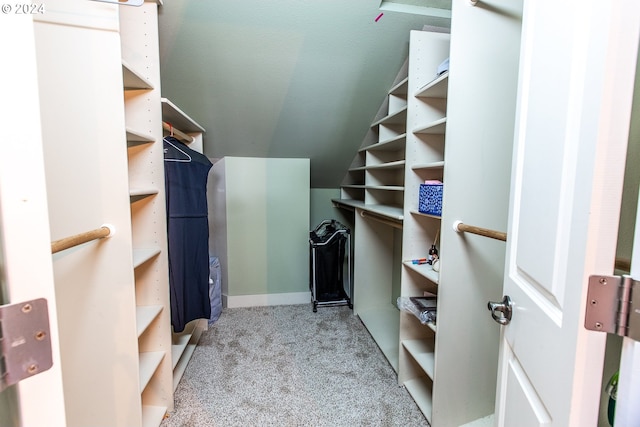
[223,292,311,308]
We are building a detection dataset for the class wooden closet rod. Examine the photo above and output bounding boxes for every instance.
[360,210,403,230]
[615,257,631,272]
[332,201,355,212]
[51,224,114,254]
[453,220,506,242]
[162,122,194,144]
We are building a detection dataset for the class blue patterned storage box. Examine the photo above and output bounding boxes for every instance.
[419,183,443,216]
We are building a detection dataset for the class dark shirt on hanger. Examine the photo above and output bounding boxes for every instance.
[163,136,213,333]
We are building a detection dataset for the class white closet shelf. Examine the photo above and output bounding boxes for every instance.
[366,185,404,191]
[415,72,448,98]
[348,166,367,172]
[389,77,409,95]
[358,306,400,372]
[359,134,406,152]
[372,107,408,127]
[403,261,439,284]
[171,320,205,391]
[410,210,442,220]
[413,117,446,135]
[402,339,435,380]
[126,128,155,145]
[122,60,153,90]
[404,377,433,423]
[133,247,162,269]
[366,160,406,170]
[139,351,165,393]
[136,305,163,337]
[342,184,366,189]
[171,332,191,370]
[161,98,205,133]
[332,199,404,221]
[141,405,167,427]
[129,187,159,198]
[412,161,444,171]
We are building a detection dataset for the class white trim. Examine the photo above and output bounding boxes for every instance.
[223,292,311,308]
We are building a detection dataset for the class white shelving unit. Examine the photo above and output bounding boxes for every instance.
[31,1,172,425]
[33,2,206,425]
[120,2,174,425]
[336,13,522,424]
[397,32,449,424]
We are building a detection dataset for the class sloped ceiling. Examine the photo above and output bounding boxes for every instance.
[158,0,450,187]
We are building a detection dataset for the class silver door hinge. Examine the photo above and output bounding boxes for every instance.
[0,298,53,392]
[585,275,640,341]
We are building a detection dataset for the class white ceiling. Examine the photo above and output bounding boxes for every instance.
[158,0,450,187]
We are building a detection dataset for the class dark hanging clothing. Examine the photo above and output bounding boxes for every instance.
[163,136,213,333]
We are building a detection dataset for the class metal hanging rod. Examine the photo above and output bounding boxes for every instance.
[51,224,114,254]
[453,220,506,242]
[162,122,194,144]
[360,210,403,230]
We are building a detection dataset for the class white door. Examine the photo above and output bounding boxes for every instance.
[493,1,640,426]
[0,15,67,427]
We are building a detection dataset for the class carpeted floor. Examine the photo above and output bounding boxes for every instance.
[161,304,428,427]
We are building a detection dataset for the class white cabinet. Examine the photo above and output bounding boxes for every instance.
[209,157,310,307]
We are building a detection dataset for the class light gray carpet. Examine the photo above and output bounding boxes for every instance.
[161,304,428,426]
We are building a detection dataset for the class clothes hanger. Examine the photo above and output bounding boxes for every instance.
[163,131,192,162]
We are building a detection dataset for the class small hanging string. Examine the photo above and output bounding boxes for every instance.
[169,122,174,136]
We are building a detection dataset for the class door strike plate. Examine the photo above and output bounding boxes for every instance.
[585,275,640,342]
[0,298,53,392]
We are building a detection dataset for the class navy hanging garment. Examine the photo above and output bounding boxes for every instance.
[164,136,213,333]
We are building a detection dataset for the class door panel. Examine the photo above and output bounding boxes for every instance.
[504,352,551,427]
[496,1,640,426]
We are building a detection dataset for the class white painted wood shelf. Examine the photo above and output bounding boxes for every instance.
[161,98,206,134]
[402,261,439,285]
[404,377,433,423]
[133,247,162,269]
[402,339,435,380]
[139,351,166,393]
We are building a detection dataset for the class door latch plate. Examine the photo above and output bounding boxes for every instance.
[0,298,53,392]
